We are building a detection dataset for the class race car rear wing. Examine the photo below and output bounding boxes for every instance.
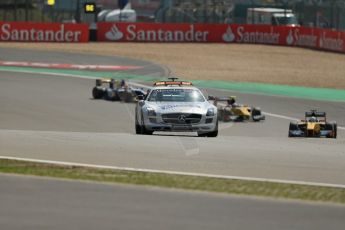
[207,96,236,101]
[304,110,326,122]
[305,110,326,117]
[95,78,117,86]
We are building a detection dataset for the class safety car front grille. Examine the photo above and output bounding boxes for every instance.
[162,113,202,124]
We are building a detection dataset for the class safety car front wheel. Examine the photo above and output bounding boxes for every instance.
[139,113,153,135]
[135,114,142,134]
[198,121,218,137]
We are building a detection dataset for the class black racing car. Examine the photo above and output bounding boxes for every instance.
[92,78,146,102]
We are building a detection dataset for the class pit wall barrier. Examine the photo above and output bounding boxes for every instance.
[0,21,89,42]
[97,22,345,53]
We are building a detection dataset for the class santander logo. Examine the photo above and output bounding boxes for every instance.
[221,26,279,44]
[286,28,317,48]
[318,31,343,51]
[104,24,209,42]
[0,23,83,42]
[105,24,123,41]
[222,26,235,42]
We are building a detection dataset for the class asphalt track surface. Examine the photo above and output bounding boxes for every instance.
[1,174,345,230]
[0,46,345,229]
[1,48,345,185]
[1,48,345,229]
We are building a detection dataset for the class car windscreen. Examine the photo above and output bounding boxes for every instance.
[148,89,205,102]
[275,16,298,25]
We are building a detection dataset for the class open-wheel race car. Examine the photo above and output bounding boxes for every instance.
[92,78,146,102]
[288,110,337,138]
[210,96,265,122]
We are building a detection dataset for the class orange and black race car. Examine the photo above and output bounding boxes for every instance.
[288,110,337,138]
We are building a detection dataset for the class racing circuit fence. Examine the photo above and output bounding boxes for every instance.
[1,20,345,54]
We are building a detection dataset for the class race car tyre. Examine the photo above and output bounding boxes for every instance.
[217,110,224,121]
[92,87,103,99]
[104,91,115,101]
[104,91,111,101]
[114,92,120,101]
[220,107,232,122]
[124,92,134,103]
[325,122,337,138]
[288,122,299,137]
[326,122,337,138]
[95,79,102,87]
[251,107,262,122]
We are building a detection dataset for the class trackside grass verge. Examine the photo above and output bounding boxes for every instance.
[0,159,344,204]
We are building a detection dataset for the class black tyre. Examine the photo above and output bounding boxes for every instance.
[206,129,218,137]
[113,92,120,101]
[95,79,102,86]
[135,112,142,134]
[288,122,299,137]
[141,113,153,135]
[289,122,299,131]
[198,121,218,137]
[104,90,111,101]
[197,132,207,137]
[251,107,262,122]
[217,109,224,121]
[222,107,233,122]
[92,87,103,99]
[325,122,337,138]
[327,122,337,139]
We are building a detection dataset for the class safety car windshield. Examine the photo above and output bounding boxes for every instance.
[148,89,205,102]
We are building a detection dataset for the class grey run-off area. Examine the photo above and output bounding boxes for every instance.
[1,174,345,230]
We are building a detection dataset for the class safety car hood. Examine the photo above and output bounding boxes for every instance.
[145,102,212,114]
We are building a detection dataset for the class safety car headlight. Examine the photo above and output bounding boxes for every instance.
[147,108,156,116]
[206,108,215,116]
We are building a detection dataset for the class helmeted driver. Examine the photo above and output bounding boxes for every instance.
[309,116,318,122]
[227,96,238,107]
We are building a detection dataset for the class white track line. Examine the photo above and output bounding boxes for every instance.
[0,68,95,79]
[262,112,299,121]
[1,156,345,189]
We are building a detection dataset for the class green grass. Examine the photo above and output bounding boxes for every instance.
[1,159,344,204]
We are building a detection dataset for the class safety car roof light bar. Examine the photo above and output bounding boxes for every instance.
[153,81,193,87]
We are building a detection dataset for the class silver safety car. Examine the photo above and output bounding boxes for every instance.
[135,78,218,137]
